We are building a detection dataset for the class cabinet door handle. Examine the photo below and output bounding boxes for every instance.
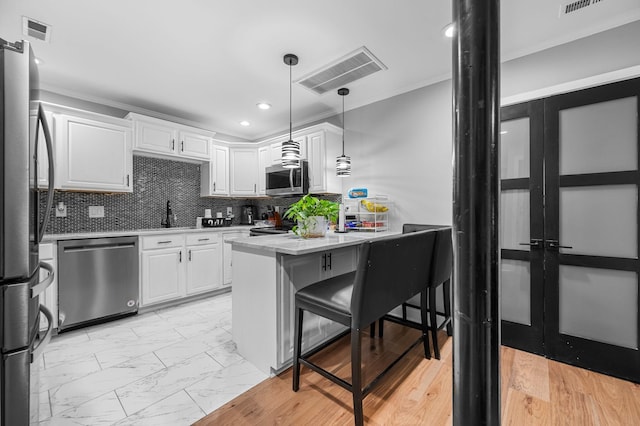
[254,183,256,192]
[179,251,182,262]
[181,141,184,152]
[171,139,175,151]
[327,252,332,270]
[126,174,130,187]
[213,182,216,192]
[321,253,327,271]
[188,249,192,261]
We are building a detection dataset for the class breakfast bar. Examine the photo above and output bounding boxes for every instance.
[230,231,399,375]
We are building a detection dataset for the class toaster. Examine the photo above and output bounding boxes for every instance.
[201,217,229,227]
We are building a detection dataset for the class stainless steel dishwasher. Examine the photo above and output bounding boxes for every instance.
[58,236,139,331]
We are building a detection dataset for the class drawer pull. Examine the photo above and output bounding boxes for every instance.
[198,238,210,241]
[157,240,172,244]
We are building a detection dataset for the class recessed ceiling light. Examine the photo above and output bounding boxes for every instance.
[500,130,508,135]
[34,57,43,65]
[257,103,271,110]
[240,120,250,126]
[443,23,455,38]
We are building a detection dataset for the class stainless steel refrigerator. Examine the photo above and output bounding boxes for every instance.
[0,38,55,425]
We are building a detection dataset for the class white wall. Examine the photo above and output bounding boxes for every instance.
[329,20,640,231]
[339,80,453,231]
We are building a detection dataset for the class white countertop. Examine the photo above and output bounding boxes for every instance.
[231,230,401,255]
[43,225,254,242]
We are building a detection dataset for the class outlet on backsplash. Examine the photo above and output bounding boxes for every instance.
[88,206,105,218]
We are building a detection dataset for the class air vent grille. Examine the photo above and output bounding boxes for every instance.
[297,47,387,95]
[22,16,51,42]
[561,0,604,16]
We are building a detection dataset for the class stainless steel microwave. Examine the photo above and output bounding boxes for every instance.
[265,160,309,196]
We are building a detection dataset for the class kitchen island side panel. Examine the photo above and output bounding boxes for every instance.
[231,246,279,375]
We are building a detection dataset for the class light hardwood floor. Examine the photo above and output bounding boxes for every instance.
[195,322,640,425]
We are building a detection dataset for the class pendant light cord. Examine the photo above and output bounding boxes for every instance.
[289,61,292,139]
[341,94,345,155]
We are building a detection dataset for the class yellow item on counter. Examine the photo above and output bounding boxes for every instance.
[361,199,388,212]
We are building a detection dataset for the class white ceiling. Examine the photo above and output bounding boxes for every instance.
[2,0,640,140]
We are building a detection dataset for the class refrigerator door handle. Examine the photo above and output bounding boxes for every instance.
[38,103,55,243]
[31,304,53,362]
[31,261,54,298]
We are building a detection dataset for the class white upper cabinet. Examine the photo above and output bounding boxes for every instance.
[230,147,259,196]
[257,146,270,195]
[55,113,133,193]
[304,128,341,194]
[127,113,213,162]
[179,130,210,159]
[201,142,229,196]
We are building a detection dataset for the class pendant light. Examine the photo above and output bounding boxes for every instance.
[282,53,300,168]
[336,87,351,176]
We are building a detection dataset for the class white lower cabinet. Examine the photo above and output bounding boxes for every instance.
[140,234,185,306]
[140,232,222,307]
[185,233,222,295]
[141,248,184,305]
[277,246,358,366]
[39,243,58,331]
[222,231,249,285]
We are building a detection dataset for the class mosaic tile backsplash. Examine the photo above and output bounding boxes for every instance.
[40,155,340,234]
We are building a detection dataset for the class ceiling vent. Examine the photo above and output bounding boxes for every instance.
[560,0,604,16]
[296,47,387,95]
[22,17,52,42]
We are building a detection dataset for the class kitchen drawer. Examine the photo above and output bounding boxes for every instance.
[141,234,185,250]
[186,232,220,246]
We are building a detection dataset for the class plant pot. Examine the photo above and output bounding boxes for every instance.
[298,216,328,238]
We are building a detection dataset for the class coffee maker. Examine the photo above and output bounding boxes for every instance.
[240,205,257,225]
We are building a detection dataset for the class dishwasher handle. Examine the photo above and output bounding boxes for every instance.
[63,242,137,253]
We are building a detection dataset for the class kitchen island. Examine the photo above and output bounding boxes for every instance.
[231,231,399,375]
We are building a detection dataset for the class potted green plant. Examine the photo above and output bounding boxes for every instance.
[284,194,339,238]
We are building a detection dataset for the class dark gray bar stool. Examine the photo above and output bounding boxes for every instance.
[378,225,453,359]
[292,230,437,426]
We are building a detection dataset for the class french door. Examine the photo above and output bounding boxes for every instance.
[500,77,640,382]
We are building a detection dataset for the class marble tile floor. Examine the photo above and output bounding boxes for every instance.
[31,293,268,425]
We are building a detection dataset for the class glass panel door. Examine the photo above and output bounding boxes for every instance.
[543,78,640,381]
[499,101,545,354]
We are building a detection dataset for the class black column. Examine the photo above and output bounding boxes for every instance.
[452,0,501,425]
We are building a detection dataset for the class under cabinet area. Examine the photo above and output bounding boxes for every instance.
[140,231,223,307]
[222,231,249,286]
[128,113,213,162]
[277,246,358,367]
[55,113,133,192]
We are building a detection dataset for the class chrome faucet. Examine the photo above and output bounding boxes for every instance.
[161,200,176,228]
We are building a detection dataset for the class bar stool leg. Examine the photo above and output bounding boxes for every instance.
[378,318,384,338]
[420,290,431,359]
[293,307,304,391]
[444,278,453,336]
[351,328,364,426]
[429,287,440,359]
